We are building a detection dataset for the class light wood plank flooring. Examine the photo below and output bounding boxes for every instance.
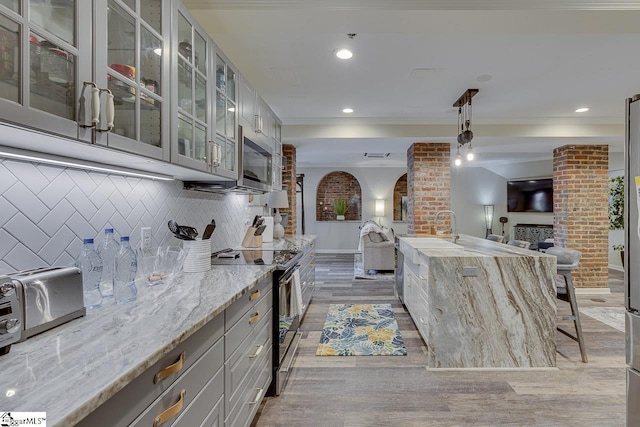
[253,254,626,427]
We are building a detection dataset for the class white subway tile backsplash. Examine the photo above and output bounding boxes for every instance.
[0,163,18,194]
[38,199,76,237]
[66,186,99,220]
[0,159,263,274]
[66,169,98,196]
[4,160,48,194]
[4,182,49,223]
[4,213,49,253]
[39,226,76,265]
[0,196,18,225]
[4,244,47,272]
[0,229,18,259]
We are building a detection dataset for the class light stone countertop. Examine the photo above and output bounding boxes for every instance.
[0,263,275,426]
[397,234,557,368]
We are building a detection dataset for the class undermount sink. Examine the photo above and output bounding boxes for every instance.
[400,237,462,249]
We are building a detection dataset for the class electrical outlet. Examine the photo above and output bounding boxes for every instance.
[141,227,152,252]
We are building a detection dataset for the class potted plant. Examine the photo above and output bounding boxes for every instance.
[609,175,624,265]
[334,199,348,220]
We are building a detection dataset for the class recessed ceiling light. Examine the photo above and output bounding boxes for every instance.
[342,108,353,114]
[575,107,589,113]
[335,49,353,60]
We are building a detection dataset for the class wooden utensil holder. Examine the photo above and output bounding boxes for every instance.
[241,227,263,248]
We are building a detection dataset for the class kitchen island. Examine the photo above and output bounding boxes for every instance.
[398,234,557,369]
[0,235,315,426]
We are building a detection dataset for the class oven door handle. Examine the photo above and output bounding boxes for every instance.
[279,264,301,287]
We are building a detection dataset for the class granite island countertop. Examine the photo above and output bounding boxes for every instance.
[398,234,557,368]
[0,263,275,426]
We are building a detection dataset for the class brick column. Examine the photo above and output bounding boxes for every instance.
[407,143,451,234]
[282,144,297,235]
[553,145,609,289]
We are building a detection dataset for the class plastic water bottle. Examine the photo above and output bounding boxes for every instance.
[114,236,138,303]
[97,228,119,298]
[75,238,103,309]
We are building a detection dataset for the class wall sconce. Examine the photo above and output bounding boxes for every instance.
[375,199,385,225]
[484,204,495,237]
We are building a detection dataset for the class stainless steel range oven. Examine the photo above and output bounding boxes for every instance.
[211,248,304,396]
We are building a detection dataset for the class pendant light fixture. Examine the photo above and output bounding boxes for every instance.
[453,89,479,166]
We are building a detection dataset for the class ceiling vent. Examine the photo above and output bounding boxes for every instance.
[364,153,390,158]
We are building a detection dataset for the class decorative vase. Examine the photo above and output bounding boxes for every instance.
[336,215,345,221]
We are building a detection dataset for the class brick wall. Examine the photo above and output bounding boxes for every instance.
[407,143,451,234]
[553,144,609,289]
[282,144,297,235]
[316,171,362,221]
[393,173,408,221]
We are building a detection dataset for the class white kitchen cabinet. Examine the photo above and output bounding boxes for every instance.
[170,1,237,179]
[0,0,93,142]
[238,74,255,131]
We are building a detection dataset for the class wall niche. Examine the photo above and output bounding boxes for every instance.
[393,173,408,221]
[316,171,362,221]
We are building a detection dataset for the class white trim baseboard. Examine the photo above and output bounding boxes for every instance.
[608,264,624,272]
[316,249,359,254]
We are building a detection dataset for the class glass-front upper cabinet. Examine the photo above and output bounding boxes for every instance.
[0,0,93,142]
[171,2,211,172]
[213,49,237,178]
[272,115,282,190]
[94,0,170,161]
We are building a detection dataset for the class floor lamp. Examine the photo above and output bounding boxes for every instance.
[484,204,495,238]
[267,190,289,240]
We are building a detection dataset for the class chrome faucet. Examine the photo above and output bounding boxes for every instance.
[434,210,459,243]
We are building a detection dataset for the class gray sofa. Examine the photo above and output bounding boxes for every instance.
[361,231,395,272]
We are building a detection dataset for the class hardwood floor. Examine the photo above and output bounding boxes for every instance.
[253,254,626,427]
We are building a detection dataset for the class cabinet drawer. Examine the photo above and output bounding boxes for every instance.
[225,277,271,331]
[170,363,224,427]
[131,337,224,427]
[226,343,272,427]
[225,289,272,359]
[225,312,271,416]
[200,395,224,427]
[77,314,224,427]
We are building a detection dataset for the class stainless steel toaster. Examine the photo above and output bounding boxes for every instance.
[9,266,86,342]
[0,275,23,355]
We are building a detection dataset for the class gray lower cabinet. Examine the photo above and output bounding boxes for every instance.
[298,239,316,314]
[77,275,273,427]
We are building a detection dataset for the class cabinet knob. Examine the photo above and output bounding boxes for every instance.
[0,282,15,297]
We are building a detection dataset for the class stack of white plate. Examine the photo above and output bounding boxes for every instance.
[182,239,211,273]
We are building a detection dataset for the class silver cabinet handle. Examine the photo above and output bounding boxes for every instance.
[208,141,215,166]
[249,345,264,359]
[419,317,427,325]
[249,388,264,405]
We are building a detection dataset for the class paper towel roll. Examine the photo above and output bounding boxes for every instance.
[262,216,274,243]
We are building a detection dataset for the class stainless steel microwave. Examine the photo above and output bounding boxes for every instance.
[183,125,272,194]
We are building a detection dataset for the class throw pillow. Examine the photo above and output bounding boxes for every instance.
[368,232,385,243]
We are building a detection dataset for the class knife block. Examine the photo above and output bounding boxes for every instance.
[241,227,263,248]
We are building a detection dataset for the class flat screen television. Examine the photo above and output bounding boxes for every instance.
[507,179,553,213]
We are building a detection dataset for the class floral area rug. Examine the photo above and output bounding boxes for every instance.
[353,253,395,280]
[316,303,407,356]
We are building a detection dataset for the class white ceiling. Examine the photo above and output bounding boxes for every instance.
[183,1,640,171]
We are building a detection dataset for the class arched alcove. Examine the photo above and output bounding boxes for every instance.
[316,171,362,221]
[393,173,408,221]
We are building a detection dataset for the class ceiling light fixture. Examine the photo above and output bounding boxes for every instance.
[342,108,353,113]
[452,88,479,167]
[335,49,353,60]
[575,107,589,113]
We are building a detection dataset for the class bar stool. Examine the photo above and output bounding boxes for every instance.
[546,247,587,363]
[486,234,505,243]
[507,239,531,249]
